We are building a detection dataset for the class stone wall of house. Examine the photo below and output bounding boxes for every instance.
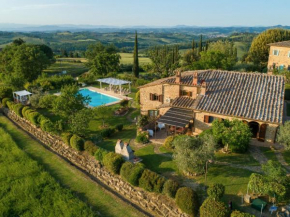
[2,108,188,217]
[140,84,163,115]
[194,111,278,143]
[267,46,290,70]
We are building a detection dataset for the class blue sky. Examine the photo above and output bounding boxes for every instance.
[0,0,289,26]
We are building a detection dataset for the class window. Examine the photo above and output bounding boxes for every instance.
[288,51,290,58]
[273,50,279,56]
[279,65,285,71]
[204,115,216,123]
[148,110,159,117]
[149,93,158,101]
[180,90,192,97]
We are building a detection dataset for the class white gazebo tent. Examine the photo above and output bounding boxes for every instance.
[97,77,131,95]
[13,90,32,105]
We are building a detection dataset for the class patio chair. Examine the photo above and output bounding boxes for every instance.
[158,123,165,130]
[147,129,154,137]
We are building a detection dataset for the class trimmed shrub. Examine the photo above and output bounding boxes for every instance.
[163,179,179,198]
[61,133,73,146]
[6,101,14,110]
[120,99,129,108]
[120,162,145,186]
[164,136,175,150]
[0,86,12,100]
[136,131,149,144]
[231,210,255,217]
[103,152,125,174]
[100,128,115,138]
[115,124,123,132]
[138,169,166,193]
[27,111,40,125]
[23,108,34,119]
[200,198,229,217]
[84,140,98,155]
[94,148,109,164]
[70,135,84,151]
[176,187,199,217]
[207,183,225,201]
[22,106,30,117]
[90,134,103,143]
[12,103,23,117]
[2,98,11,107]
[39,116,54,132]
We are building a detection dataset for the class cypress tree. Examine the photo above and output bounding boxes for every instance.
[133,31,139,78]
[191,39,195,53]
[199,35,203,54]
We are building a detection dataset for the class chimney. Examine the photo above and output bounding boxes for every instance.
[193,72,198,85]
[200,81,206,95]
[175,70,181,84]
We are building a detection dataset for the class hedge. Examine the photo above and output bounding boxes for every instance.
[163,179,179,198]
[11,103,23,117]
[120,162,145,186]
[22,106,30,117]
[200,198,229,217]
[103,152,125,174]
[100,128,115,138]
[39,116,54,133]
[6,101,14,110]
[231,210,255,217]
[27,111,40,125]
[138,169,166,193]
[61,133,73,146]
[84,140,98,155]
[207,183,225,201]
[176,187,199,217]
[70,135,84,151]
[94,148,109,164]
[2,98,11,107]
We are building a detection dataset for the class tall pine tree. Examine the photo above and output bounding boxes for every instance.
[133,31,139,78]
[198,35,203,54]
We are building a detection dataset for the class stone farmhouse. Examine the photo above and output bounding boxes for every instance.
[139,70,285,143]
[268,40,290,71]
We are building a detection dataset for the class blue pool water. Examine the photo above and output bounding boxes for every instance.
[79,89,120,107]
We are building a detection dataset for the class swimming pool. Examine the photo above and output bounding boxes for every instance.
[79,88,120,107]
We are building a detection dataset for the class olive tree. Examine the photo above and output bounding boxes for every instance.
[277,121,290,150]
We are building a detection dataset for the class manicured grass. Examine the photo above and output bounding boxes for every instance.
[134,145,177,174]
[159,146,173,154]
[282,151,290,165]
[43,61,88,77]
[119,53,151,65]
[215,151,260,166]
[0,114,143,217]
[258,146,278,161]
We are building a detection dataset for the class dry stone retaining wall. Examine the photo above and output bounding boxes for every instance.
[2,108,187,217]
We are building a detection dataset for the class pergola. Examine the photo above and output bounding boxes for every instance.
[97,77,131,95]
[13,90,32,105]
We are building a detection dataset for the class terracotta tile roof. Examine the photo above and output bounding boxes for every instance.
[171,96,195,109]
[140,70,285,124]
[268,40,290,48]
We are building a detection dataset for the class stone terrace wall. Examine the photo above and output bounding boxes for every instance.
[2,108,187,217]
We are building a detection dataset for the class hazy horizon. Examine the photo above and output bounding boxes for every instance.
[0,0,289,27]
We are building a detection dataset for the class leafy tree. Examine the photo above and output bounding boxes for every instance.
[247,28,290,71]
[198,35,203,54]
[207,183,225,201]
[52,84,90,120]
[231,210,255,217]
[133,31,139,78]
[85,43,120,76]
[211,119,252,153]
[277,121,290,150]
[0,43,51,87]
[173,134,216,174]
[12,38,25,46]
[69,51,74,58]
[93,105,111,127]
[36,44,54,62]
[69,108,93,137]
[200,198,229,217]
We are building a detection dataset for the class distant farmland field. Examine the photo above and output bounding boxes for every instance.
[119,53,151,65]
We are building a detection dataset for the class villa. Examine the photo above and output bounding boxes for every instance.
[139,70,285,143]
[267,40,290,72]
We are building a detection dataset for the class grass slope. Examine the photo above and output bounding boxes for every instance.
[0,114,143,217]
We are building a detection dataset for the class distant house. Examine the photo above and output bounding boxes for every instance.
[268,40,290,72]
[139,70,285,143]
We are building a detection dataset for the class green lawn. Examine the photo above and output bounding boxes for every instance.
[0,114,144,217]
[134,145,177,174]
[43,61,88,77]
[215,151,260,166]
[258,146,278,161]
[159,146,174,154]
[119,53,151,65]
